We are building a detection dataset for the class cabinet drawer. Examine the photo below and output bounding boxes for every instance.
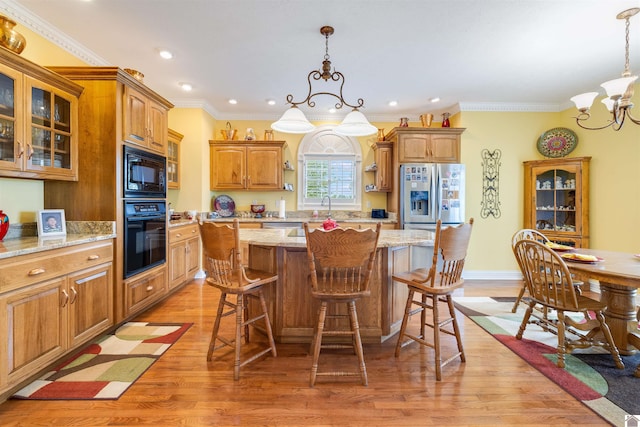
[0,240,113,293]
[124,267,166,316]
[169,223,199,243]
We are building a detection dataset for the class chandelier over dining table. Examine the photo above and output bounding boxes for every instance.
[570,8,640,131]
[270,26,377,137]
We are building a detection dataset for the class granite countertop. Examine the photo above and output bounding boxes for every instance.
[238,228,434,248]
[196,217,397,224]
[0,221,116,260]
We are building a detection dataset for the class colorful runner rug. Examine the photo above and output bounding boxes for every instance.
[12,322,191,400]
[453,296,640,427]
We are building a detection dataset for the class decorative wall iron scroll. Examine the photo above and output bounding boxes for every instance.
[481,149,501,218]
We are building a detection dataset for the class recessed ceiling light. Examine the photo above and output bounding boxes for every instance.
[329,108,337,113]
[429,97,440,103]
[157,48,173,59]
[388,101,398,107]
[267,99,276,106]
[228,99,238,105]
[179,82,192,91]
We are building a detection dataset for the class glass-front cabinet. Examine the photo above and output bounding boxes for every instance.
[0,50,82,180]
[523,157,591,248]
[167,128,183,189]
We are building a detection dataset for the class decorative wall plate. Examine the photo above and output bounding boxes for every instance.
[214,195,236,217]
[537,127,578,158]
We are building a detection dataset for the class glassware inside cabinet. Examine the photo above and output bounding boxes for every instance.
[0,73,15,115]
[31,87,52,126]
[0,73,16,163]
[0,117,15,162]
[53,95,70,132]
[534,168,576,232]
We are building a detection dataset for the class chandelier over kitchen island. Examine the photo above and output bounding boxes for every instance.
[271,26,377,137]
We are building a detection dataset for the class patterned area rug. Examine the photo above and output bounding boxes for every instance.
[12,322,191,400]
[453,297,640,427]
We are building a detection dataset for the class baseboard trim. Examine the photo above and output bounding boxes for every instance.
[463,270,522,281]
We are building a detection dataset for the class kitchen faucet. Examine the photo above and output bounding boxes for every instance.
[321,195,332,218]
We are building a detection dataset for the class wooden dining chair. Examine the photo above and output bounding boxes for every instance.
[392,219,473,381]
[513,239,624,370]
[511,229,551,313]
[199,219,277,380]
[303,222,381,387]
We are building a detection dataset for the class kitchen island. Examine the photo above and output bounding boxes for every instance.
[234,227,435,343]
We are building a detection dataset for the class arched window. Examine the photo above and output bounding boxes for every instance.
[297,125,362,211]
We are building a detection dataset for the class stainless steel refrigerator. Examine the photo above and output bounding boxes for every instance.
[399,163,465,231]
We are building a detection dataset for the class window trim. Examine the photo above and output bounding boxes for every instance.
[296,125,362,211]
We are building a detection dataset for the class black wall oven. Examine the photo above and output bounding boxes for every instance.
[123,145,166,198]
[123,200,167,278]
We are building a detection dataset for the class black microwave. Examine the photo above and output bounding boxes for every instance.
[123,146,166,198]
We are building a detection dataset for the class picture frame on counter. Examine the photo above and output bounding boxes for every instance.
[37,209,67,237]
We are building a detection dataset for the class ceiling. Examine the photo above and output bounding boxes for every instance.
[2,0,640,123]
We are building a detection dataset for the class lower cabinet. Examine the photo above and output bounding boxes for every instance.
[168,223,200,290]
[0,240,113,399]
[123,266,167,318]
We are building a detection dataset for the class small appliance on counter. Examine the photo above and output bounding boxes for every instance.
[371,209,387,219]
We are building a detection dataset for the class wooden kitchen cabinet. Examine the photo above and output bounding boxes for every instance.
[209,140,285,190]
[123,266,167,318]
[369,141,393,192]
[386,127,464,164]
[168,223,200,289]
[0,240,113,399]
[0,48,82,180]
[44,66,173,323]
[523,157,590,248]
[123,85,168,155]
[167,128,183,189]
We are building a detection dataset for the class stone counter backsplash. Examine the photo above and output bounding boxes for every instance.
[3,221,116,240]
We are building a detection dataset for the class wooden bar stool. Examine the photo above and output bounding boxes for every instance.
[199,219,277,380]
[303,222,381,387]
[393,219,473,381]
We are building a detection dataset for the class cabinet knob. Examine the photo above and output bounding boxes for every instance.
[146,285,154,292]
[176,233,182,238]
[87,254,100,260]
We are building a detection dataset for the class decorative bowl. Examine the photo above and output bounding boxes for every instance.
[251,204,265,218]
[124,68,144,82]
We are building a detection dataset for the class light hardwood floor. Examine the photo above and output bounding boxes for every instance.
[0,279,612,426]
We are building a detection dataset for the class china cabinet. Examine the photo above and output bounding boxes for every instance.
[523,157,590,247]
[168,222,200,289]
[167,128,183,189]
[0,49,82,180]
[209,140,285,190]
[0,240,113,400]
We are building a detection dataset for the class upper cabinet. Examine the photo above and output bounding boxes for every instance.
[0,49,82,180]
[209,140,285,191]
[123,85,168,155]
[167,128,183,189]
[523,157,591,248]
[367,141,392,192]
[385,127,464,164]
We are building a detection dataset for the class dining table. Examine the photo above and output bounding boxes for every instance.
[561,248,640,360]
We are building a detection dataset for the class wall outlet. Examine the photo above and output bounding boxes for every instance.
[366,201,371,209]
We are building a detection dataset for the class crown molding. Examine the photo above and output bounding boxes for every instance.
[0,0,109,66]
[458,101,561,113]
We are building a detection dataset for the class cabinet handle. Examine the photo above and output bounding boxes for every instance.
[146,285,154,292]
[87,254,100,260]
[28,267,45,276]
[176,233,182,238]
[17,141,24,158]
[191,229,196,234]
[27,143,33,160]
[61,289,69,307]
[70,287,78,304]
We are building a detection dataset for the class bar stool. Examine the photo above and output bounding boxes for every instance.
[199,219,277,380]
[303,222,381,387]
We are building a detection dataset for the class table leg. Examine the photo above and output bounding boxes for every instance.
[599,281,638,355]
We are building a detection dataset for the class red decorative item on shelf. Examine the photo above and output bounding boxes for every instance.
[0,210,9,241]
[442,112,451,128]
[322,217,337,230]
